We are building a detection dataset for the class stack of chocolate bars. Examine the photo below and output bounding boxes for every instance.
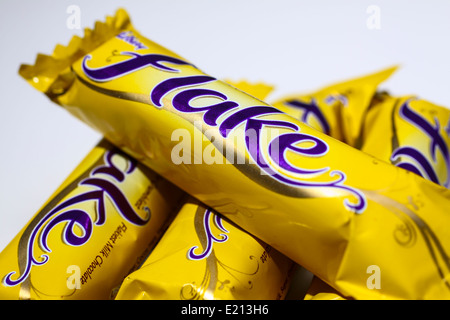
[1,9,449,300]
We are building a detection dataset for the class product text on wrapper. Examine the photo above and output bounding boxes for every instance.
[3,150,150,287]
[80,222,128,286]
[81,50,367,214]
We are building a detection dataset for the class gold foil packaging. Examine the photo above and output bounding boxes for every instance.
[0,140,294,300]
[0,140,185,299]
[360,93,450,189]
[270,66,398,146]
[115,198,295,300]
[15,9,450,300]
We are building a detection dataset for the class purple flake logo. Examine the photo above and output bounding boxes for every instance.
[81,51,367,214]
[3,150,149,287]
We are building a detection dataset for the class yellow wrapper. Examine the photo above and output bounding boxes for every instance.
[270,67,397,145]
[115,198,295,300]
[0,140,185,300]
[20,9,450,299]
[360,92,450,189]
[223,80,275,103]
[303,276,347,300]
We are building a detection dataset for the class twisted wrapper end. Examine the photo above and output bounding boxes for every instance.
[18,8,133,97]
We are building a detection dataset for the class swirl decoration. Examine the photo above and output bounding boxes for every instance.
[187,209,229,260]
[181,207,260,299]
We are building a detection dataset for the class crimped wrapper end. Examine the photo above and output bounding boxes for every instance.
[18,8,133,95]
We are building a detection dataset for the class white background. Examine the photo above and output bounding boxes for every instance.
[1,0,450,255]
